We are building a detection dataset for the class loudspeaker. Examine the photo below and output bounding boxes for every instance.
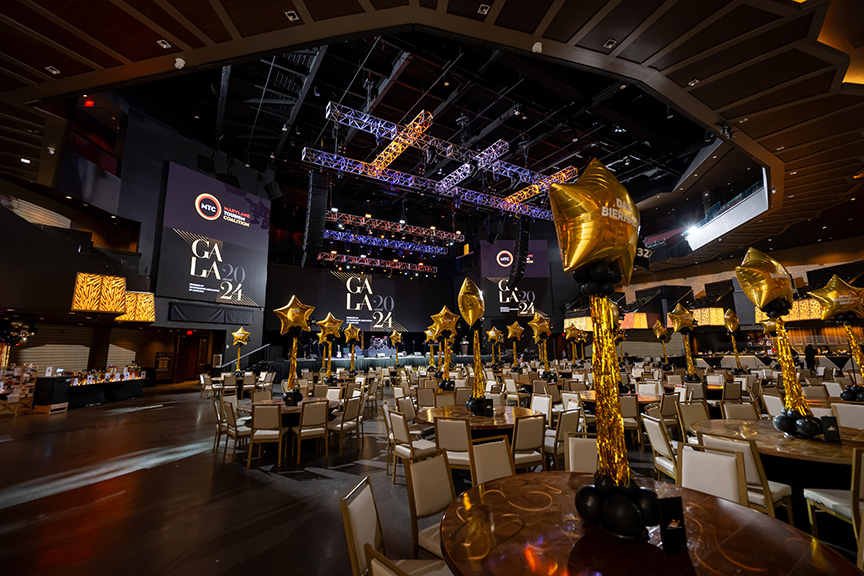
[487,213,503,244]
[506,215,530,290]
[263,169,282,200]
[302,171,329,269]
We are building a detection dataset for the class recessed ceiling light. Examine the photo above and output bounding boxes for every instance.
[775,146,785,151]
[478,4,490,15]
[45,66,60,75]
[65,195,71,199]
[687,79,699,87]
[20,158,30,164]
[604,39,618,49]
[738,117,749,124]
[768,238,772,242]
[110,215,116,219]
[822,226,827,229]
[789,171,797,175]
[285,10,299,21]
[789,195,794,198]
[156,39,171,49]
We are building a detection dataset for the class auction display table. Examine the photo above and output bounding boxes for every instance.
[34,376,145,410]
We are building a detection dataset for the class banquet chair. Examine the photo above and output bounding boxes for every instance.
[486,392,505,407]
[834,404,864,429]
[251,389,271,403]
[678,443,747,505]
[211,396,227,453]
[642,414,678,482]
[416,388,435,409]
[291,399,329,464]
[504,379,529,406]
[328,395,363,456]
[676,400,710,444]
[620,395,644,451]
[327,386,344,403]
[657,394,681,437]
[825,381,844,398]
[638,382,659,396]
[512,414,546,472]
[699,432,794,522]
[312,383,329,398]
[364,544,453,576]
[223,402,251,459]
[435,393,455,408]
[805,449,864,540]
[565,436,598,473]
[721,401,760,420]
[684,381,707,401]
[544,409,583,469]
[454,388,471,405]
[762,393,784,418]
[405,452,456,559]
[721,381,743,403]
[574,394,597,435]
[247,404,287,468]
[469,435,515,486]
[434,417,471,474]
[802,385,828,399]
[200,374,213,400]
[242,372,256,395]
[666,374,683,387]
[530,394,552,427]
[390,411,437,482]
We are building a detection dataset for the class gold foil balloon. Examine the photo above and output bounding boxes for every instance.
[458,278,485,327]
[424,328,436,343]
[610,300,621,331]
[652,320,667,341]
[668,303,695,333]
[274,295,315,333]
[724,309,740,333]
[564,323,580,341]
[389,330,402,345]
[317,330,330,345]
[506,321,524,341]
[231,326,251,346]
[318,313,343,339]
[809,275,864,322]
[735,247,794,311]
[344,324,360,343]
[486,327,503,343]
[432,306,459,337]
[528,311,551,343]
[548,158,640,285]
[761,319,777,335]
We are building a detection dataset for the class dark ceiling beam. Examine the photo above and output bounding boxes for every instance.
[0,14,105,71]
[261,58,310,78]
[243,98,297,106]
[152,0,214,47]
[715,67,834,115]
[608,0,678,59]
[274,46,326,162]
[214,65,230,150]
[206,0,241,40]
[252,84,298,100]
[105,0,193,52]
[344,50,412,147]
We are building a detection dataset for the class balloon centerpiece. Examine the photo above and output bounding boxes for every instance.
[274,296,315,405]
[231,326,251,382]
[550,158,659,539]
[507,321,524,371]
[528,312,554,380]
[432,306,459,390]
[344,323,361,375]
[669,303,700,383]
[725,309,748,375]
[736,248,819,438]
[652,320,672,371]
[458,279,487,415]
[564,323,580,365]
[810,275,864,389]
[318,312,343,384]
[487,326,503,368]
[424,325,438,371]
[389,330,402,368]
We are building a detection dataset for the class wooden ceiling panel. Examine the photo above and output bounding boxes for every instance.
[420,0,437,8]
[495,0,554,34]
[370,0,410,9]
[785,140,864,170]
[0,21,94,78]
[30,0,176,61]
[0,102,44,125]
[222,0,300,37]
[542,0,607,43]
[0,2,122,68]
[721,70,836,118]
[576,0,666,55]
[306,0,365,22]
[742,94,864,139]
[169,0,231,43]
[690,50,829,109]
[618,0,729,63]
[786,163,860,188]
[0,71,26,91]
[667,14,813,87]
[447,1,492,22]
[778,133,861,163]
[761,106,864,150]
[651,5,780,70]
[124,0,205,49]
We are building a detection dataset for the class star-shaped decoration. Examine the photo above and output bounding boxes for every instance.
[668,303,695,334]
[318,312,343,340]
[564,323,580,341]
[487,326,503,344]
[431,306,459,337]
[576,329,588,343]
[761,319,777,336]
[652,320,668,341]
[549,158,640,285]
[317,330,330,345]
[457,278,485,327]
[724,309,740,333]
[232,326,251,346]
[389,330,402,345]
[809,275,864,321]
[344,323,361,343]
[507,321,524,341]
[735,247,794,311]
[528,311,551,343]
[424,328,436,343]
[274,296,315,334]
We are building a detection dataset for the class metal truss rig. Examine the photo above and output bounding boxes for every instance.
[436,139,508,194]
[325,212,464,241]
[318,252,438,273]
[323,230,448,255]
[504,166,579,204]
[303,147,553,220]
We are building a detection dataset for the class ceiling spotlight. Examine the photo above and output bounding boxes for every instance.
[282,123,288,132]
[604,39,618,49]
[331,207,338,213]
[478,4,490,15]
[624,156,630,166]
[45,66,61,75]
[285,10,299,21]
[443,73,450,87]
[156,39,172,49]
[666,107,674,120]
[513,104,521,116]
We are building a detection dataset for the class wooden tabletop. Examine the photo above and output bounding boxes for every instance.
[415,405,541,429]
[439,471,859,576]
[691,418,864,465]
[250,398,340,415]
[577,391,661,405]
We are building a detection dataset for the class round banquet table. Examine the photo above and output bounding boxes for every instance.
[415,405,541,430]
[577,391,661,405]
[439,471,860,576]
[251,397,341,414]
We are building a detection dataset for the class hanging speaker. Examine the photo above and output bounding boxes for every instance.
[263,169,282,200]
[302,171,329,269]
[506,215,530,290]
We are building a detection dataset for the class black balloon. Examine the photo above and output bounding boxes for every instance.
[465,397,485,415]
[796,418,821,438]
[856,390,864,402]
[773,414,797,435]
[575,486,603,524]
[841,389,856,401]
[601,281,616,295]
[582,281,599,296]
[575,267,592,284]
[590,262,611,282]
[609,265,623,283]
[594,474,616,496]
[602,494,644,538]
[636,489,660,527]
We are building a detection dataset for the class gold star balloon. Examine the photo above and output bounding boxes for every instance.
[389,330,402,345]
[652,320,668,341]
[487,326,503,344]
[457,278,485,327]
[761,319,777,335]
[564,323,580,341]
[507,321,524,341]
[344,323,361,343]
[528,311,551,343]
[318,312,343,339]
[724,309,740,333]
[809,275,864,321]
[735,247,794,311]
[576,329,588,343]
[432,306,459,337]
[668,303,695,333]
[425,324,438,342]
[549,158,640,285]
[317,330,329,345]
[610,300,621,331]
[231,326,251,346]
[274,295,315,334]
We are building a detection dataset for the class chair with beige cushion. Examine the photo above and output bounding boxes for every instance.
[454,388,471,405]
[251,388,271,403]
[834,403,864,429]
[721,401,760,420]
[222,401,251,459]
[390,411,437,482]
[544,409,583,469]
[620,395,643,451]
[291,399,329,464]
[642,414,678,482]
[469,435,515,486]
[247,404,288,468]
[565,436,599,473]
[312,383,328,398]
[675,400,710,444]
[511,414,546,472]
[434,417,471,475]
[804,448,864,540]
[721,380,743,403]
[435,393,455,408]
[211,395,227,453]
[762,393,784,418]
[802,385,829,399]
[678,443,748,505]
[529,394,552,427]
[405,453,456,559]
[700,432,793,522]
[328,395,363,456]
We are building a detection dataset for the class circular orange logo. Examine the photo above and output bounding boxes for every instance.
[195,193,221,220]
[496,250,513,267]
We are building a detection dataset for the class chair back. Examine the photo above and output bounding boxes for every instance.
[533,380,548,395]
[312,383,328,397]
[454,379,468,389]
[512,415,545,452]
[642,414,676,460]
[470,436,515,485]
[699,433,763,487]
[389,411,412,445]
[487,392,505,406]
[762,394,784,418]
[620,395,639,418]
[530,394,551,424]
[243,373,256,386]
[416,387,435,408]
[405,452,455,518]
[340,477,383,576]
[435,393,455,408]
[343,395,362,423]
[396,396,417,421]
[327,387,344,402]
[252,404,281,431]
[435,418,470,453]
[555,409,583,442]
[223,401,240,429]
[801,385,828,399]
[659,394,678,418]
[721,401,759,420]
[300,399,329,427]
[678,444,747,505]
[565,437,599,473]
[561,391,580,411]
[685,381,706,400]
[666,374,682,387]
[251,389,271,403]
[638,382,658,396]
[454,388,472,404]
[722,381,742,402]
[834,403,864,429]
[676,400,710,435]
[548,384,562,404]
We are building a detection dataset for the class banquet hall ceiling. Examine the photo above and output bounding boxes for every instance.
[0,0,861,274]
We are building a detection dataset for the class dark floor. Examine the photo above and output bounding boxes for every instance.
[4,385,847,576]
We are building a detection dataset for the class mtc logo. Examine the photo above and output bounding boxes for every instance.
[195,193,221,221]
[496,250,513,267]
